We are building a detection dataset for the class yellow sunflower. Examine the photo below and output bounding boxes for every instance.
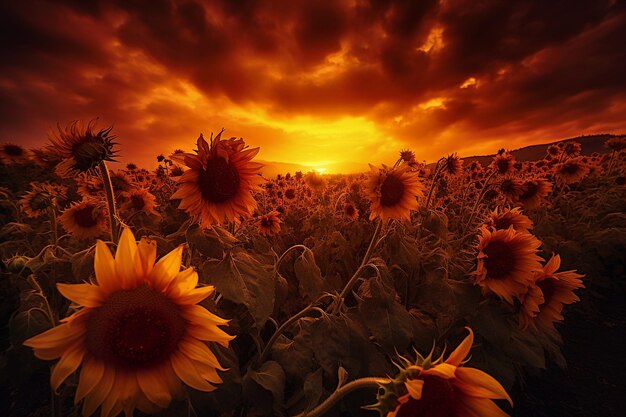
[58,200,108,240]
[365,164,423,221]
[518,254,584,330]
[485,207,533,233]
[387,328,512,417]
[120,189,159,217]
[343,203,359,221]
[24,227,232,417]
[442,153,464,176]
[171,132,263,227]
[554,158,589,184]
[256,210,282,236]
[474,226,543,304]
[490,151,515,175]
[48,120,118,178]
[20,182,66,218]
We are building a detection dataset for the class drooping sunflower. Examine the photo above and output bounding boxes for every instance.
[399,149,416,165]
[59,199,108,240]
[48,120,118,178]
[171,132,263,227]
[485,207,533,233]
[474,226,543,304]
[257,210,281,236]
[554,158,589,184]
[24,227,232,417]
[518,254,584,330]
[20,182,67,218]
[0,143,31,164]
[385,328,512,417]
[442,153,464,176]
[490,151,515,175]
[120,189,159,217]
[365,164,423,221]
[517,179,552,210]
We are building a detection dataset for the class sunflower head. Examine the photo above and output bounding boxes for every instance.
[20,182,66,218]
[474,226,543,304]
[442,154,463,176]
[48,120,118,178]
[491,151,515,175]
[499,178,526,202]
[121,189,159,216]
[400,149,416,164]
[343,202,359,220]
[368,328,512,417]
[171,131,264,226]
[257,211,281,236]
[59,199,108,240]
[485,207,533,233]
[24,227,232,416]
[0,143,31,164]
[365,164,423,221]
[517,179,552,210]
[555,158,589,184]
[605,137,626,152]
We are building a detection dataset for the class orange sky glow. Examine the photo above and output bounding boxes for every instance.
[1,0,625,173]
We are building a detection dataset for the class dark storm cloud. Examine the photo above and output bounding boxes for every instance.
[1,0,625,168]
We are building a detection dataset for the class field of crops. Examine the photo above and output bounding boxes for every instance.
[0,126,624,417]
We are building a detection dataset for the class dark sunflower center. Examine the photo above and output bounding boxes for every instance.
[131,194,146,210]
[30,194,50,211]
[493,217,513,230]
[261,217,273,227]
[536,278,557,307]
[198,157,241,203]
[72,137,108,172]
[561,163,579,175]
[497,158,510,173]
[72,205,99,228]
[86,285,185,369]
[396,375,460,417]
[4,145,24,156]
[500,180,514,193]
[285,189,296,199]
[380,175,405,207]
[520,182,538,200]
[483,241,516,279]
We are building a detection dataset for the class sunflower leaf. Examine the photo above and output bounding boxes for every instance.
[294,248,327,301]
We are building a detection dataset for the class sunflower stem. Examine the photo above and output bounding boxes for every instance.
[292,377,390,417]
[424,158,446,211]
[274,244,309,272]
[99,160,119,243]
[463,169,497,235]
[330,219,382,314]
[48,206,58,247]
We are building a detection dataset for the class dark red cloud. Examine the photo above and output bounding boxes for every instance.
[1,0,624,171]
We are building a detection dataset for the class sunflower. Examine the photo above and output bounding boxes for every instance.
[386,328,512,417]
[59,200,108,240]
[518,254,584,330]
[343,203,359,220]
[554,158,589,184]
[171,132,263,227]
[20,182,67,218]
[562,141,581,156]
[517,179,552,210]
[442,154,463,176]
[474,226,543,304]
[490,151,515,175]
[365,164,423,221]
[24,227,232,417]
[498,178,526,202]
[485,207,533,233]
[0,143,31,164]
[48,120,118,178]
[257,211,281,236]
[400,149,416,164]
[120,189,159,217]
[605,137,626,152]
[284,187,296,200]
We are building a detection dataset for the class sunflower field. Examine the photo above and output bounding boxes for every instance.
[0,124,625,417]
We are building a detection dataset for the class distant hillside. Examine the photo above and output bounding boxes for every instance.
[257,160,310,178]
[462,134,622,166]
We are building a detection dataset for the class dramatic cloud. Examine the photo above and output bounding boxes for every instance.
[1,0,625,172]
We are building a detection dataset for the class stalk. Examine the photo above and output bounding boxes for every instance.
[99,160,119,243]
[293,377,390,417]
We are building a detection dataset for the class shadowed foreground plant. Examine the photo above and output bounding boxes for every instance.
[24,227,233,417]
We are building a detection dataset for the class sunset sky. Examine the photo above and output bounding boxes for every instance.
[1,0,625,173]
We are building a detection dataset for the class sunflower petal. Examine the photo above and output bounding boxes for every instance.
[170,351,217,392]
[149,245,183,291]
[51,343,85,392]
[82,367,115,417]
[75,357,105,404]
[94,240,116,291]
[455,367,513,405]
[115,227,138,288]
[57,283,104,307]
[446,327,473,366]
[137,367,172,408]
[135,238,157,280]
[405,379,424,400]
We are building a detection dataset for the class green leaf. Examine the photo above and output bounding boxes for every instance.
[202,251,275,329]
[302,368,325,413]
[186,224,224,259]
[294,249,327,301]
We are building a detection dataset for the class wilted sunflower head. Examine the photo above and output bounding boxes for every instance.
[48,119,117,178]
[19,182,66,218]
[365,164,423,221]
